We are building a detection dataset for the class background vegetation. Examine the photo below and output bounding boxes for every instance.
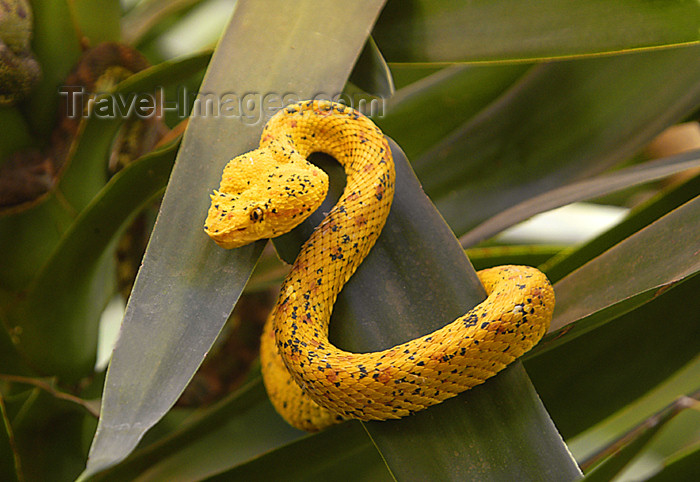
[1,1,699,480]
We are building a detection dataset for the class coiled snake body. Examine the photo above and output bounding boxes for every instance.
[205,100,555,431]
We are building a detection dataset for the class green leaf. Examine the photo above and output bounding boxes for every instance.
[373,0,700,63]
[1,50,211,378]
[413,45,700,238]
[467,245,564,271]
[10,391,90,482]
[389,64,443,90]
[648,439,700,482]
[526,274,700,439]
[122,0,207,46]
[72,0,121,45]
[92,379,303,481]
[0,394,20,482]
[271,141,580,479]
[7,141,179,379]
[0,51,210,291]
[26,0,83,135]
[543,171,700,283]
[377,63,529,161]
[348,37,395,99]
[568,353,700,466]
[542,195,700,349]
[581,410,671,481]
[206,422,390,481]
[81,1,388,477]
[578,387,700,481]
[459,149,700,247]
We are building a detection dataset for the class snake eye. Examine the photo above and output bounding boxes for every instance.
[251,207,264,221]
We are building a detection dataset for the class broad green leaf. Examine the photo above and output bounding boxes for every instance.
[648,439,700,482]
[7,141,179,379]
[467,245,564,271]
[544,195,700,345]
[373,0,700,63]
[72,0,121,45]
[580,388,700,481]
[0,199,73,292]
[377,63,529,161]
[271,141,581,480]
[526,274,700,438]
[389,64,443,90]
[112,50,212,94]
[569,353,700,470]
[0,51,211,291]
[2,52,211,379]
[543,171,700,283]
[414,45,700,238]
[581,410,672,481]
[92,379,302,481]
[10,391,90,482]
[0,394,20,482]
[614,404,700,481]
[26,0,83,135]
[81,1,388,477]
[205,422,390,482]
[459,149,700,247]
[122,0,206,46]
[348,37,395,99]
[0,108,32,161]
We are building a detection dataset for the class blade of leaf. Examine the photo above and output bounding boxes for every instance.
[4,52,212,379]
[581,389,700,481]
[0,394,21,482]
[648,440,700,482]
[0,50,211,291]
[92,378,302,482]
[543,170,700,283]
[122,0,205,46]
[81,0,388,477]
[272,140,581,480]
[581,414,669,481]
[71,0,121,45]
[467,245,564,271]
[377,63,529,161]
[27,0,82,135]
[373,0,700,63]
[7,142,179,379]
[459,149,700,247]
[389,64,444,90]
[348,36,395,99]
[204,422,391,482]
[545,195,700,343]
[524,257,700,440]
[415,45,700,238]
[567,352,700,465]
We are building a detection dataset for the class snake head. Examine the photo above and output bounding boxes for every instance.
[204,148,329,249]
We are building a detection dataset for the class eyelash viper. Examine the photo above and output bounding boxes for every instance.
[205,100,555,432]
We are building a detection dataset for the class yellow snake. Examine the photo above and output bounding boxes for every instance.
[204,100,555,432]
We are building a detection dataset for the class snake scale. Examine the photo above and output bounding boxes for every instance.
[205,100,555,431]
